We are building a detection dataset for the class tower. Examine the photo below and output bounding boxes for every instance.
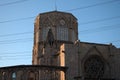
[32,11,78,80]
[32,11,78,66]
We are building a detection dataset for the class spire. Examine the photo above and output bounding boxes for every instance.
[55,0,57,11]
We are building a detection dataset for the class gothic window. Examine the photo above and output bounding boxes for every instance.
[57,27,68,41]
[84,56,104,79]
[42,27,49,41]
[71,30,76,42]
[47,28,54,47]
[3,72,7,80]
[28,71,35,80]
[12,72,16,80]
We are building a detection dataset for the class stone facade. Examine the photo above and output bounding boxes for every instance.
[0,65,67,80]
[33,11,120,80]
[0,11,120,80]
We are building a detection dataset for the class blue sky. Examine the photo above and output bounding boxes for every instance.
[0,0,120,67]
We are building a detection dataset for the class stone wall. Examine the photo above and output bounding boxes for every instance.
[0,65,67,80]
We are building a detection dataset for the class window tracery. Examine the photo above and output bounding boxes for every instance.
[84,56,104,79]
[57,27,68,41]
[42,27,49,41]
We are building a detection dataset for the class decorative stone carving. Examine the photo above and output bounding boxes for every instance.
[84,56,104,79]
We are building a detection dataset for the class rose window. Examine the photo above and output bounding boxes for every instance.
[84,56,104,79]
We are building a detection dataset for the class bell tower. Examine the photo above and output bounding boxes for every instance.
[32,11,78,66]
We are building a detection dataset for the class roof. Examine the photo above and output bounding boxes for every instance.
[37,10,77,20]
[80,41,110,47]
[0,65,68,71]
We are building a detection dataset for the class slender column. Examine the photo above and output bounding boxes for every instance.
[74,40,82,80]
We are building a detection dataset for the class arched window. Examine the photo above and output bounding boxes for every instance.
[84,55,104,79]
[28,71,35,80]
[3,72,7,80]
[42,27,49,41]
[12,72,16,80]
[57,27,68,41]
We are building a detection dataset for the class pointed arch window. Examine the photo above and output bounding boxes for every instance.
[47,28,54,47]
[3,72,7,80]
[71,30,76,42]
[12,72,16,80]
[42,27,49,41]
[28,71,35,80]
[57,27,68,41]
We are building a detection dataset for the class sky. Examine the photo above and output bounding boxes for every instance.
[0,0,120,67]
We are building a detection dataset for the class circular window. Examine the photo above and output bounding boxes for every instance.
[84,56,104,79]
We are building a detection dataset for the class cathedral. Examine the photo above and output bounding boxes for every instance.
[0,11,120,80]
